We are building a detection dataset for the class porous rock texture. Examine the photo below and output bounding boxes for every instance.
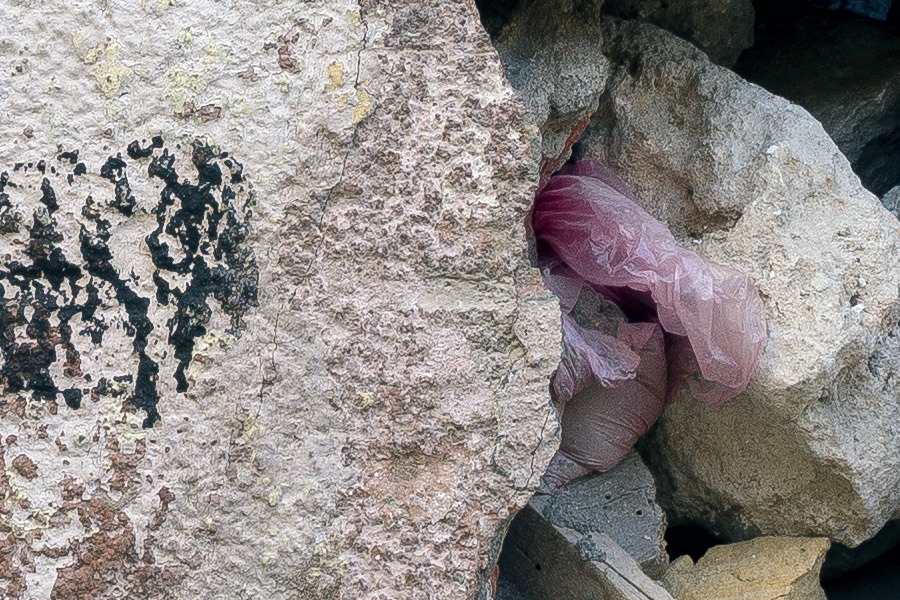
[0,2,561,599]
[581,20,900,546]
[884,185,900,218]
[662,536,830,600]
[489,0,609,180]
[530,452,668,578]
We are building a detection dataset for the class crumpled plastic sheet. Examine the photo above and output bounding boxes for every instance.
[531,160,767,489]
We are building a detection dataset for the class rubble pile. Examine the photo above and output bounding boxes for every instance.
[483,0,900,598]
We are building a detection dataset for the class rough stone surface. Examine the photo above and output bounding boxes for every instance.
[603,0,755,66]
[662,536,830,600]
[0,2,560,599]
[490,0,609,180]
[883,185,900,218]
[578,20,900,546]
[499,504,674,600]
[530,452,668,578]
[736,8,900,195]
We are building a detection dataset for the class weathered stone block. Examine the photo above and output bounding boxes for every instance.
[531,452,668,578]
[662,536,830,600]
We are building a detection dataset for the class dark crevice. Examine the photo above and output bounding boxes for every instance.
[664,523,724,562]
[475,0,522,37]
[736,0,900,198]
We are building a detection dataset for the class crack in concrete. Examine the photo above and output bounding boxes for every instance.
[301,4,371,279]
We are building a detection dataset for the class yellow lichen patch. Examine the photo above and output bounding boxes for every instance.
[141,0,179,14]
[105,100,125,121]
[83,38,133,98]
[357,391,375,408]
[98,395,147,452]
[353,88,373,124]
[337,94,349,109]
[229,96,252,118]
[273,74,292,94]
[203,43,237,66]
[166,68,208,114]
[326,61,345,91]
[177,29,193,51]
[267,485,282,507]
[240,409,266,438]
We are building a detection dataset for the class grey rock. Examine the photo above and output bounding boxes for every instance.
[491,0,609,177]
[604,0,755,66]
[495,577,528,600]
[736,9,900,195]
[883,186,900,218]
[581,20,900,546]
[531,452,669,578]
[499,504,674,600]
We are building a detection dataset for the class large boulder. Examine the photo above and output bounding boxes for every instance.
[581,20,900,546]
[0,1,559,598]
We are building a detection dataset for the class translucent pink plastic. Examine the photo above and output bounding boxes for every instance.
[532,160,766,485]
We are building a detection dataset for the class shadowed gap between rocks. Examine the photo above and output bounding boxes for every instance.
[736,0,900,202]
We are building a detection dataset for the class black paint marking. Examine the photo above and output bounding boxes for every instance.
[0,139,258,427]
[145,141,258,394]
[127,136,164,160]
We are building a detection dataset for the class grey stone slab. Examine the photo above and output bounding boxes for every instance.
[498,504,673,600]
[531,452,668,578]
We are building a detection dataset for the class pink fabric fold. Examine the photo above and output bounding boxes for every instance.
[532,159,767,487]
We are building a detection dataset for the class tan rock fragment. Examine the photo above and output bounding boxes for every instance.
[662,537,830,600]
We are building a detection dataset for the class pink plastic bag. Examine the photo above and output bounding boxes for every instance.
[532,160,766,488]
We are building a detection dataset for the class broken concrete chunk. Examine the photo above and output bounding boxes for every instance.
[603,0,755,66]
[662,536,830,600]
[491,0,609,177]
[499,504,674,600]
[582,18,900,546]
[531,452,669,578]
[0,1,560,598]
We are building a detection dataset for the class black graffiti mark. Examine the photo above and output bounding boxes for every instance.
[79,204,161,427]
[145,142,258,394]
[127,136,163,160]
[0,202,100,404]
[99,155,137,216]
[0,172,21,234]
[0,139,258,427]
